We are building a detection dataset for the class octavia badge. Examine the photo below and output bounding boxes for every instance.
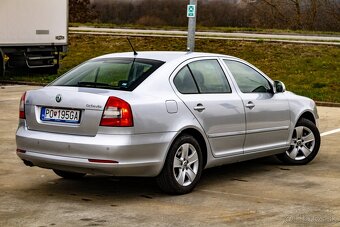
[56,94,62,103]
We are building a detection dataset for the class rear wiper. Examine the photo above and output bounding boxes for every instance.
[77,81,116,89]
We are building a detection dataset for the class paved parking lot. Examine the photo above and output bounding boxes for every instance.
[0,85,339,227]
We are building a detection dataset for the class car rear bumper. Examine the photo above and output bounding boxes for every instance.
[16,126,176,177]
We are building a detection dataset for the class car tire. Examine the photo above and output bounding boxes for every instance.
[276,118,320,165]
[53,169,86,179]
[156,134,203,195]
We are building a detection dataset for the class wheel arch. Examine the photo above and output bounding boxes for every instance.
[277,113,321,165]
[180,128,208,168]
[163,127,209,171]
[297,110,316,125]
[156,127,209,194]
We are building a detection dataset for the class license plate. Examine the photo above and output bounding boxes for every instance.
[40,107,81,124]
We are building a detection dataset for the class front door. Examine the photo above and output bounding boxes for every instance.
[223,59,290,154]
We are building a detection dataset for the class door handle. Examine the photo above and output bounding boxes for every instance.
[194,104,205,112]
[245,101,255,109]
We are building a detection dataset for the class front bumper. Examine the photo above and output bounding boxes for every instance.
[16,126,176,177]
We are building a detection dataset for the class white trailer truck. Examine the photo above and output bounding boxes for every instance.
[0,0,68,76]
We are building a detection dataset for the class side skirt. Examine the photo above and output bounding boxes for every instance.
[205,146,288,169]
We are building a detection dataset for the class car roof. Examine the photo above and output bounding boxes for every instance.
[95,51,238,63]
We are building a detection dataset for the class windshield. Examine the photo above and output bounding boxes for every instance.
[51,58,164,91]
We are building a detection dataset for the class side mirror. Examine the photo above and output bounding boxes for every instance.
[274,80,286,93]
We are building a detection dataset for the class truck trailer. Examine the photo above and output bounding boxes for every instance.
[0,0,68,76]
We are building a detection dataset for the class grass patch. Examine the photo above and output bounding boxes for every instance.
[3,34,340,103]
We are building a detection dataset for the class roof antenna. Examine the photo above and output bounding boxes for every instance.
[127,37,138,56]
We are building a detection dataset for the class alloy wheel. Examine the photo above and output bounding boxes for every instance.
[287,126,316,161]
[173,143,199,186]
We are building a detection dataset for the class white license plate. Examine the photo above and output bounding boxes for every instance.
[40,107,81,124]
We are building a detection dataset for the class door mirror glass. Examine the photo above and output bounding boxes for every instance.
[274,80,286,93]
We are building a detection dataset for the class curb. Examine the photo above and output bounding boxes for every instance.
[315,101,340,108]
[1,80,340,108]
[0,80,47,86]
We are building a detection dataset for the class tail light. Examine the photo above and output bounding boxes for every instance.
[19,92,26,119]
[100,96,133,127]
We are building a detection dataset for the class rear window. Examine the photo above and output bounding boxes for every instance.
[51,58,164,91]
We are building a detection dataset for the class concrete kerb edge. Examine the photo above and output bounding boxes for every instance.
[315,101,340,108]
[0,80,47,86]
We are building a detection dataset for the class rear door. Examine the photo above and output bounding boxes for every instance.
[223,59,290,153]
[172,58,245,157]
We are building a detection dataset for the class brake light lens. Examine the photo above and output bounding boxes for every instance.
[100,96,133,127]
[19,92,26,119]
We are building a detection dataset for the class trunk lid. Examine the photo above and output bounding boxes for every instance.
[25,86,126,136]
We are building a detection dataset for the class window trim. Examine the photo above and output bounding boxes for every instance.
[173,58,233,95]
[222,58,274,94]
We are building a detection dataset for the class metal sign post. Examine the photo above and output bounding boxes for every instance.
[187,0,197,52]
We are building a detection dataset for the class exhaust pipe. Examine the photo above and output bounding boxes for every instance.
[22,159,34,167]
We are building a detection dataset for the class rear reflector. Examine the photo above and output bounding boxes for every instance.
[100,96,133,127]
[19,92,26,119]
[16,149,26,153]
[88,159,118,164]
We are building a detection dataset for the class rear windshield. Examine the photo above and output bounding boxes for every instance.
[51,58,164,91]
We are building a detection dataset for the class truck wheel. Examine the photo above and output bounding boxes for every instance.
[156,134,203,194]
[0,53,4,77]
[49,64,59,75]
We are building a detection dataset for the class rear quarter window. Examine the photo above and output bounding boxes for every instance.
[173,66,199,94]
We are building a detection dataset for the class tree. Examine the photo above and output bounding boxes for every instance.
[85,0,340,32]
[69,0,97,23]
[288,0,303,29]
[251,0,339,31]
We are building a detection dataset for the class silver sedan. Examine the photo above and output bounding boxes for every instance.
[16,51,321,194]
